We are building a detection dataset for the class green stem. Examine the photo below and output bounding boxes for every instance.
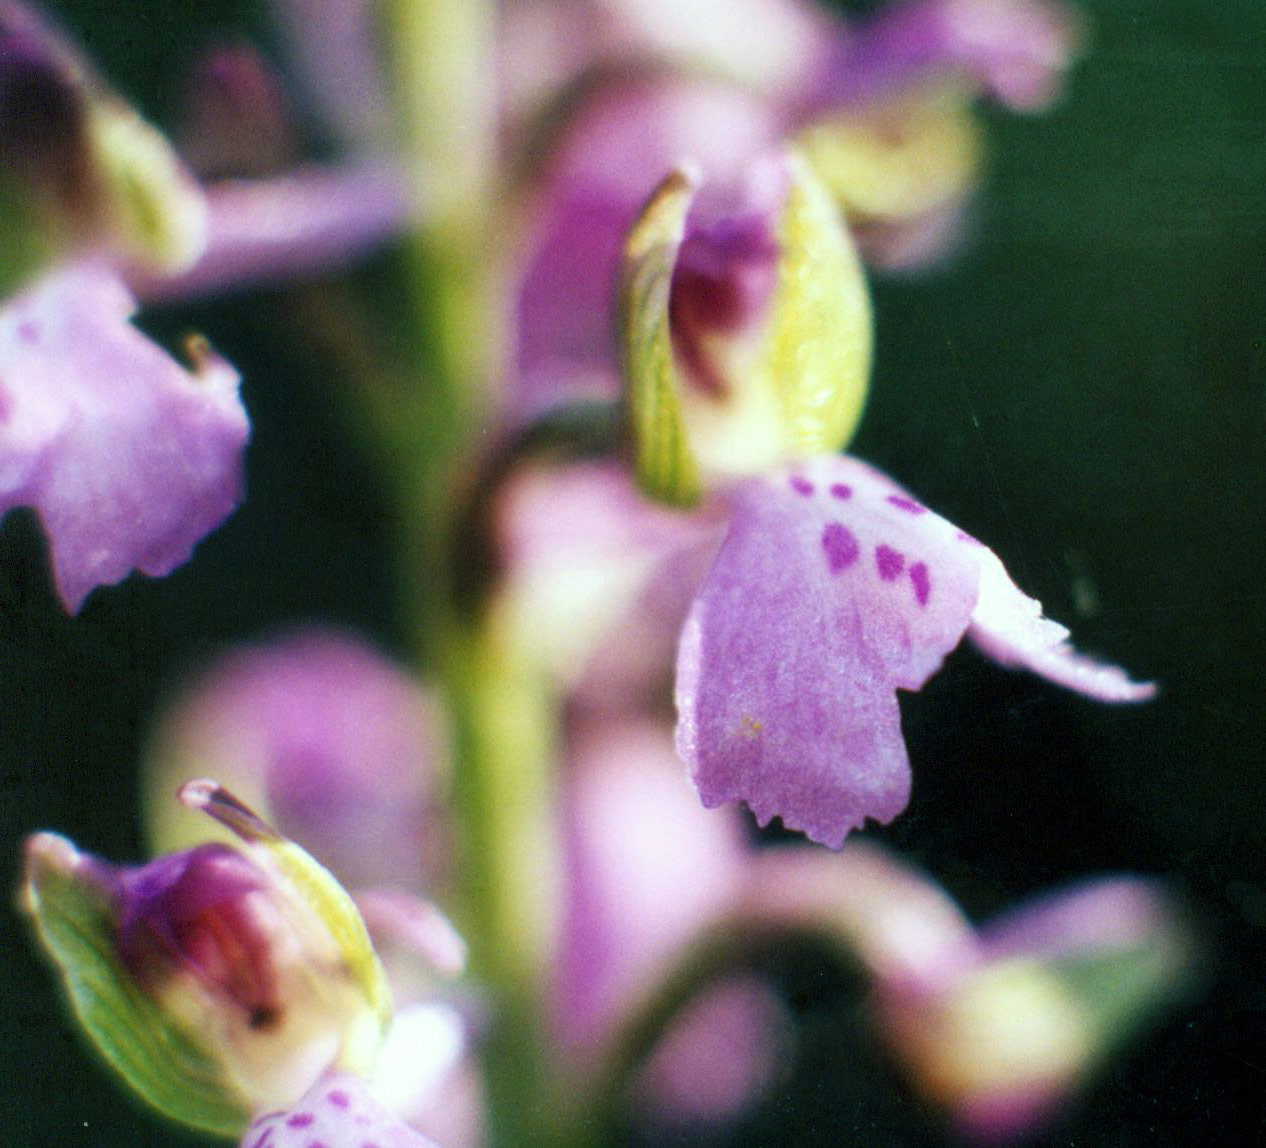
[445,618,561,1143]
[381,1,562,1143]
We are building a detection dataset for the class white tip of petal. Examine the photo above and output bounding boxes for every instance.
[969,554,1156,703]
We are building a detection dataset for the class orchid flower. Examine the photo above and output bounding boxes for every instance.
[565,141,1151,848]
[142,629,477,1146]
[21,777,467,1148]
[0,2,413,611]
[551,711,1191,1142]
[513,0,1082,417]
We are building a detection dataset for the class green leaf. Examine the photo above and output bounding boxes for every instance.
[21,834,251,1137]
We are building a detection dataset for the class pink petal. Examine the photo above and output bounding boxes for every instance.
[969,555,1156,702]
[242,1072,438,1148]
[494,460,722,705]
[144,628,448,895]
[132,163,413,304]
[738,843,978,996]
[977,877,1183,963]
[555,718,746,1056]
[676,456,1152,847]
[821,0,1081,113]
[632,974,790,1129]
[0,264,248,611]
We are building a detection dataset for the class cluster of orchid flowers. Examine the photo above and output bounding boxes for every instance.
[8,0,1194,1145]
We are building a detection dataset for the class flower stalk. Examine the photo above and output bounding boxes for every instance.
[383,1,561,1142]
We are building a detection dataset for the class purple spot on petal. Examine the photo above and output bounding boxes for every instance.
[956,530,985,547]
[887,494,926,514]
[287,1114,315,1128]
[17,321,39,344]
[822,522,860,574]
[308,1142,330,1148]
[910,561,931,606]
[875,545,905,581]
[327,1090,351,1109]
[789,476,814,496]
[829,483,852,500]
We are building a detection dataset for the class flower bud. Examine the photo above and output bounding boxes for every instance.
[20,781,391,1136]
[796,82,984,270]
[876,878,1195,1142]
[620,149,872,506]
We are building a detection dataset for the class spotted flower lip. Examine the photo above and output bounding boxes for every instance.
[676,454,1155,848]
[0,263,249,612]
[241,1070,440,1148]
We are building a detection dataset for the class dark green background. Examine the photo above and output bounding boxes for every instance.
[2,1,1264,1144]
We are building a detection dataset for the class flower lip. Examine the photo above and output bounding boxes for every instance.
[676,455,1155,848]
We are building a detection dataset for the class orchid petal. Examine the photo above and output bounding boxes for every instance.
[969,554,1156,702]
[555,719,746,1055]
[144,628,447,896]
[676,456,1152,846]
[132,163,413,304]
[826,0,1082,113]
[242,1071,439,1148]
[633,974,790,1129]
[0,264,248,611]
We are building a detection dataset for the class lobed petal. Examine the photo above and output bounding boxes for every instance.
[676,455,1151,846]
[243,1071,439,1148]
[0,264,248,611]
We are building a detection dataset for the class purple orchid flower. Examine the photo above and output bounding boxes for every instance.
[494,452,1151,849]
[0,3,417,611]
[513,0,1082,418]
[24,777,472,1146]
[142,629,480,1147]
[0,264,249,610]
[872,873,1194,1142]
[676,455,1154,847]
[553,714,1190,1141]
